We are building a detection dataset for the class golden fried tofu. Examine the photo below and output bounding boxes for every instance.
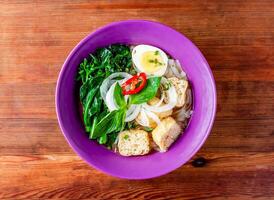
[167,77,188,107]
[152,117,182,152]
[118,129,151,156]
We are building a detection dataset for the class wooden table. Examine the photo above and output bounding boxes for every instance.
[1,1,273,199]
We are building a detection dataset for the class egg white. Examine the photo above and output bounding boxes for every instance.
[132,45,168,76]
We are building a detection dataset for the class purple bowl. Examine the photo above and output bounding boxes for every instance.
[56,20,216,179]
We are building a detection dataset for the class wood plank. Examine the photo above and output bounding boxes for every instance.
[0,153,273,199]
[0,0,273,199]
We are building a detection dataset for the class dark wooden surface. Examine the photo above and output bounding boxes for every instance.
[0,1,274,199]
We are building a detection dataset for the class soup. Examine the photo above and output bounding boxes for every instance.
[77,44,192,156]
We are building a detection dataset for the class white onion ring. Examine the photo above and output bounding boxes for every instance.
[170,66,181,78]
[105,83,117,111]
[176,110,192,121]
[175,60,187,78]
[164,67,173,78]
[138,108,150,127]
[100,72,132,102]
[144,109,161,125]
[126,104,136,116]
[125,105,141,122]
[153,93,164,107]
[166,59,187,79]
[104,78,141,122]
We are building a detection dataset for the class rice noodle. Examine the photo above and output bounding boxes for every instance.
[173,88,193,122]
[165,59,187,79]
[175,60,187,78]
[164,65,174,78]
[169,59,181,78]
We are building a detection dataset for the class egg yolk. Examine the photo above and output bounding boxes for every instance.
[140,51,164,73]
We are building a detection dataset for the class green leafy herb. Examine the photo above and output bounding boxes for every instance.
[124,121,137,130]
[89,108,126,139]
[89,110,118,139]
[130,77,162,104]
[129,67,137,75]
[90,116,98,137]
[154,50,159,55]
[162,81,172,91]
[83,86,99,132]
[77,44,132,146]
[114,83,126,108]
[147,57,163,66]
[123,135,129,140]
[106,132,118,149]
[143,126,153,132]
[98,133,108,144]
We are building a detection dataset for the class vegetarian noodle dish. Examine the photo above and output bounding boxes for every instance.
[77,44,192,156]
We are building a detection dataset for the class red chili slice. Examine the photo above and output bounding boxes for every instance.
[121,73,147,95]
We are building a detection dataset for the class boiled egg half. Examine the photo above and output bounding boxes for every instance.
[132,45,168,76]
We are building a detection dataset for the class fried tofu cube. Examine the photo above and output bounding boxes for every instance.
[118,129,151,156]
[152,117,182,152]
[167,77,188,107]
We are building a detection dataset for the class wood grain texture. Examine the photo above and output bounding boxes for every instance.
[0,0,273,199]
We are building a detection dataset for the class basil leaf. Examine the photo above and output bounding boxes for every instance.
[106,108,126,133]
[88,91,102,117]
[114,83,126,108]
[83,86,99,132]
[106,132,118,148]
[89,117,98,138]
[90,110,119,139]
[90,108,126,139]
[130,77,161,104]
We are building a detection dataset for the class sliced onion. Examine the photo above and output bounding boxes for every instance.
[125,105,141,122]
[104,77,141,122]
[168,59,180,78]
[105,82,132,110]
[102,72,132,112]
[153,93,164,107]
[175,60,187,78]
[143,77,177,113]
[126,104,136,116]
[164,66,173,78]
[105,83,117,111]
[167,59,187,79]
[170,63,182,78]
[144,109,161,125]
[100,72,132,102]
[137,108,150,127]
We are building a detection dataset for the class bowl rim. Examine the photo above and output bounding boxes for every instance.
[55,20,217,179]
